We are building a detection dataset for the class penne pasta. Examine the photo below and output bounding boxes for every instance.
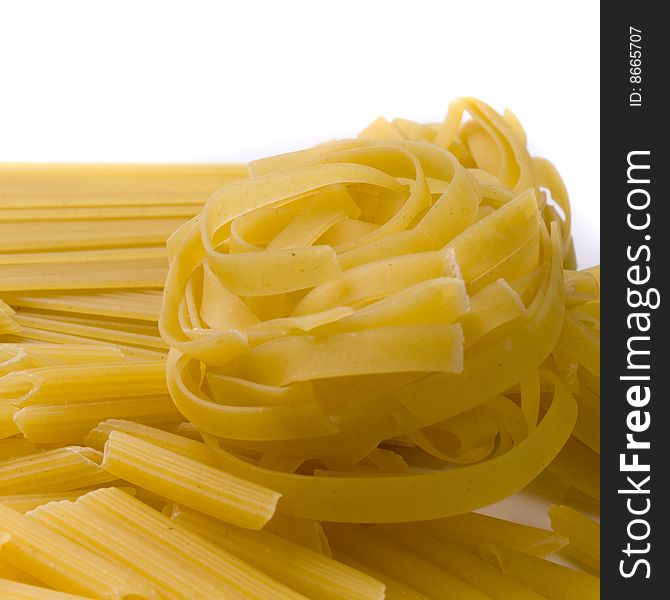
[376,523,546,600]
[0,447,116,494]
[28,500,251,600]
[330,549,429,600]
[0,440,39,462]
[482,542,599,600]
[0,502,158,599]
[14,397,182,444]
[172,505,385,600]
[2,361,168,407]
[72,487,307,600]
[323,523,491,600]
[101,431,281,529]
[84,419,217,466]
[419,510,567,557]
[549,504,600,573]
[0,578,94,599]
[0,488,135,514]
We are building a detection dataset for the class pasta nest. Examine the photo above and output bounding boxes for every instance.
[159,98,598,522]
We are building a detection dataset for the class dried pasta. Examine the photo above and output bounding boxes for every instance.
[102,431,281,529]
[0,99,600,598]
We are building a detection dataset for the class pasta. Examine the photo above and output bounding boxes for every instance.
[374,523,546,600]
[171,504,386,600]
[29,499,258,600]
[417,511,567,557]
[0,502,157,599]
[84,419,218,466]
[4,291,163,322]
[323,523,490,600]
[0,578,95,600]
[159,100,581,524]
[0,99,600,598]
[69,487,310,600]
[329,550,429,600]
[101,431,281,529]
[0,488,135,514]
[0,447,116,494]
[481,543,600,600]
[549,504,600,573]
[0,162,248,207]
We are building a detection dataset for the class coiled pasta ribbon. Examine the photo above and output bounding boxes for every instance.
[160,98,578,522]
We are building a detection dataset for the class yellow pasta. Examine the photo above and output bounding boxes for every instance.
[0,502,157,599]
[14,396,182,444]
[0,301,20,336]
[5,327,164,360]
[0,447,116,494]
[419,511,567,557]
[0,578,94,600]
[0,162,247,207]
[28,500,254,600]
[101,431,281,529]
[323,523,491,600]
[0,99,600,597]
[0,440,39,462]
[0,258,167,292]
[0,204,200,222]
[10,313,166,351]
[329,550,429,600]
[1,361,168,406]
[376,523,545,600]
[549,504,600,573]
[0,343,125,377]
[0,406,19,440]
[0,488,134,514]
[156,96,581,524]
[482,542,600,600]
[71,487,309,600]
[172,504,385,600]
[5,290,163,322]
[0,217,187,254]
[264,511,331,555]
[84,419,217,465]
[0,555,45,587]
[548,436,600,502]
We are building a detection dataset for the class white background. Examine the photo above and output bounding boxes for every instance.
[0,0,599,267]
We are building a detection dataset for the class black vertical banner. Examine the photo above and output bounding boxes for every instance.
[601,4,668,597]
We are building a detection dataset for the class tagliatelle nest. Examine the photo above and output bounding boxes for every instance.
[159,97,599,523]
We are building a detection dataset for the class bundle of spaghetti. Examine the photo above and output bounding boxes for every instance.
[4,290,163,322]
[0,163,247,350]
[0,162,248,207]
